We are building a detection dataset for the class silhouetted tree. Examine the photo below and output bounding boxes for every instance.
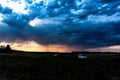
[4,45,12,53]
[0,45,5,49]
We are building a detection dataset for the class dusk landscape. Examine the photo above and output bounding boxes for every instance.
[0,0,120,80]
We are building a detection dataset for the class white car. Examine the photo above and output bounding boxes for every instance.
[78,54,87,59]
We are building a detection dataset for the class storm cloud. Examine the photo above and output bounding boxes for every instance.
[0,0,120,49]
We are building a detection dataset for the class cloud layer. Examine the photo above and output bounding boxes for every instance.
[0,0,120,49]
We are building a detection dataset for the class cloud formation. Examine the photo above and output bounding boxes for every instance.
[0,0,120,49]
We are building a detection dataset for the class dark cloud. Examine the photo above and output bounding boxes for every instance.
[100,0,117,3]
[0,0,120,49]
[3,14,31,28]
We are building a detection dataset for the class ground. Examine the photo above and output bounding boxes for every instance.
[0,52,120,80]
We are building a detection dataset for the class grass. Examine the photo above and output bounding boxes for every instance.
[0,52,120,80]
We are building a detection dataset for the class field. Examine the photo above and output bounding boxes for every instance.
[0,52,120,80]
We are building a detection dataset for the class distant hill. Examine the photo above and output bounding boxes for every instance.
[0,45,13,53]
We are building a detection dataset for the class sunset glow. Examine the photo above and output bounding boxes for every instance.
[0,41,71,52]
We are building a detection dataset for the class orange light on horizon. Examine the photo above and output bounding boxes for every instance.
[0,41,72,52]
[2,41,120,52]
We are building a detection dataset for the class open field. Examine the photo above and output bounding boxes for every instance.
[0,52,120,80]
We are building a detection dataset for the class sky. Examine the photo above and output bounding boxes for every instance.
[0,0,120,52]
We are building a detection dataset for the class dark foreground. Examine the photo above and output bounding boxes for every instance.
[0,52,120,80]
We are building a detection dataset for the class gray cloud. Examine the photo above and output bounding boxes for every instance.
[0,0,120,49]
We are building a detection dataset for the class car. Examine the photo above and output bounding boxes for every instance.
[78,54,87,59]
